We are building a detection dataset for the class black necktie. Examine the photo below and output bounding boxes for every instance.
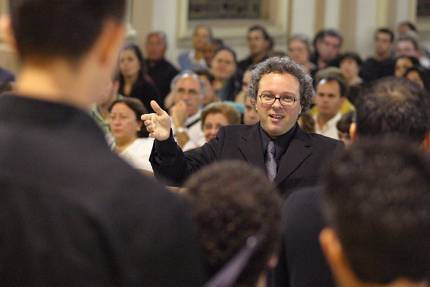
[265,141,277,181]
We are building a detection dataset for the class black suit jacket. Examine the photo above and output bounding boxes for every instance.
[0,94,205,287]
[273,186,335,287]
[151,124,342,197]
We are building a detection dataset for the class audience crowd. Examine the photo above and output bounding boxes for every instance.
[0,1,429,286]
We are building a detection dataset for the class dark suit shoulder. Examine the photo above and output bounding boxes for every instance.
[307,132,343,150]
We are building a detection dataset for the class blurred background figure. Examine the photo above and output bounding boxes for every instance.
[210,46,242,102]
[335,111,355,148]
[311,29,343,71]
[395,35,430,68]
[234,67,252,104]
[287,34,316,75]
[91,74,122,147]
[298,113,315,133]
[118,43,162,113]
[360,28,395,83]
[404,66,430,92]
[238,25,272,71]
[340,52,363,104]
[178,24,212,71]
[182,102,241,151]
[109,97,154,174]
[145,31,179,107]
[394,55,420,78]
[243,94,260,125]
[202,37,224,68]
[201,102,240,142]
[339,52,363,87]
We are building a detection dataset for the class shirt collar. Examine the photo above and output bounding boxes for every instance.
[259,124,298,160]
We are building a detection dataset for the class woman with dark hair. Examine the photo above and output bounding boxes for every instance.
[209,46,242,102]
[404,66,430,92]
[109,97,154,174]
[394,55,420,78]
[118,43,162,113]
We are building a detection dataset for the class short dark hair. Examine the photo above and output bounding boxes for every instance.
[375,27,395,42]
[108,97,147,120]
[249,57,314,111]
[394,55,420,68]
[122,43,148,76]
[355,76,430,142]
[404,65,430,92]
[323,29,343,46]
[184,161,281,287]
[340,52,363,67]
[336,111,355,134]
[213,45,238,64]
[9,0,126,62]
[315,67,348,98]
[248,25,271,41]
[321,137,430,284]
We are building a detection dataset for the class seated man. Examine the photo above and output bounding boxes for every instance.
[168,70,206,150]
[184,161,281,287]
[320,138,430,287]
[0,0,204,285]
[144,57,341,196]
[311,68,355,140]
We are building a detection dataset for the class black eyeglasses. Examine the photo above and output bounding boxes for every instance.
[258,92,298,107]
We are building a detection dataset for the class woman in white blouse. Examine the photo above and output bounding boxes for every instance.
[109,97,154,174]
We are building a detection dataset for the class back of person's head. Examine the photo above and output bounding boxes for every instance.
[315,67,348,98]
[355,76,430,143]
[320,137,430,286]
[9,0,126,62]
[184,161,281,287]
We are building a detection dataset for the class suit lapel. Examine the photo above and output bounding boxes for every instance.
[274,128,312,185]
[237,124,266,170]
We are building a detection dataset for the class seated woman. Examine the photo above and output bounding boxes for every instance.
[404,66,430,92]
[210,46,242,102]
[109,97,154,174]
[287,34,316,75]
[118,43,162,112]
[394,55,420,78]
[183,102,240,151]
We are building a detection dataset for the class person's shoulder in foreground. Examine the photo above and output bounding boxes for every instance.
[0,0,205,286]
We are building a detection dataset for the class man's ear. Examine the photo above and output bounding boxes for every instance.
[0,15,17,52]
[320,228,361,287]
[349,122,357,142]
[92,20,126,68]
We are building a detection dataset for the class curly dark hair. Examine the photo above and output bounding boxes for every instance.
[321,137,430,284]
[248,57,314,111]
[184,161,281,286]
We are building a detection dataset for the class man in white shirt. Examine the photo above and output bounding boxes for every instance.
[169,71,205,150]
[314,71,348,139]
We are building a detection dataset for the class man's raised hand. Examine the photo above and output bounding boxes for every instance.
[142,100,171,141]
